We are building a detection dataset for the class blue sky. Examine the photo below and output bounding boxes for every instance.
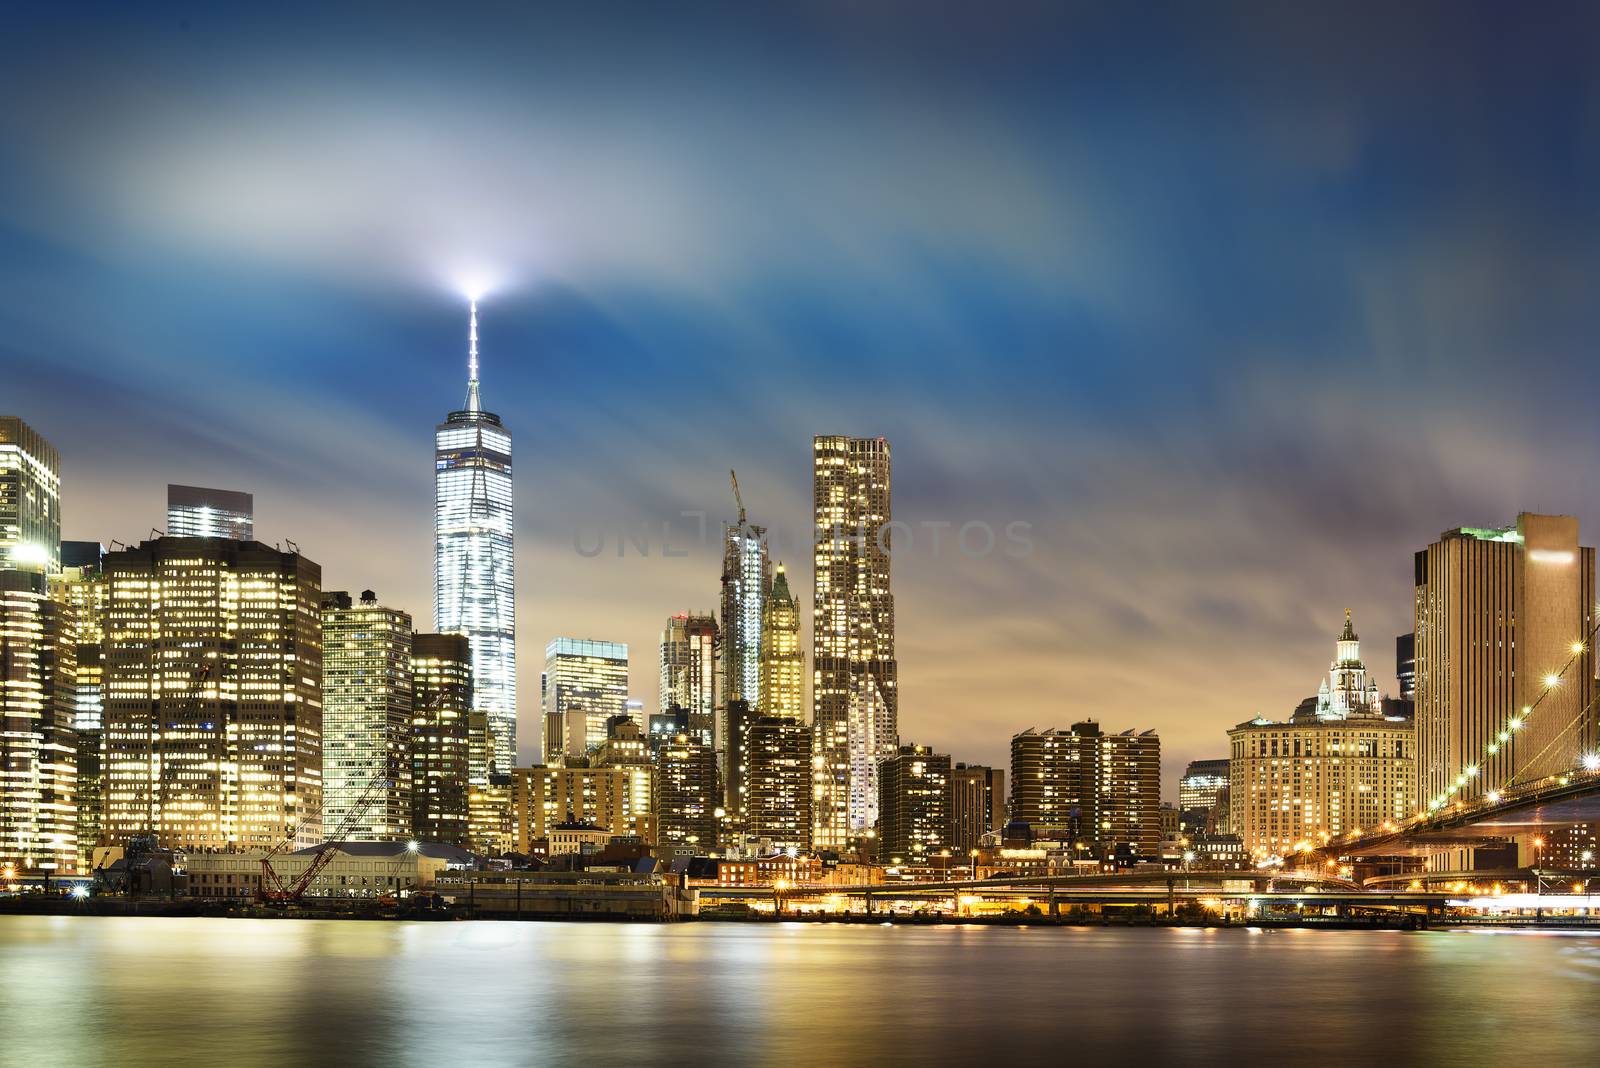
[4,2,1600,786]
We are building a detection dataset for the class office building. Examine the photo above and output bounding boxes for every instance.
[511,765,632,853]
[759,563,804,720]
[649,705,690,758]
[410,633,472,846]
[1178,759,1230,814]
[657,731,719,849]
[659,612,716,741]
[878,744,952,867]
[1396,632,1416,704]
[721,479,769,723]
[1229,614,1416,858]
[102,538,322,851]
[0,416,60,574]
[166,484,253,540]
[593,717,658,844]
[746,715,812,851]
[542,638,629,765]
[1414,516,1596,812]
[812,434,897,849]
[435,301,516,774]
[0,570,78,874]
[951,763,1005,853]
[1229,712,1415,859]
[51,544,107,869]
[469,770,514,856]
[320,591,412,841]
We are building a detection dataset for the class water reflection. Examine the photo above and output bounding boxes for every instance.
[2,918,1598,1066]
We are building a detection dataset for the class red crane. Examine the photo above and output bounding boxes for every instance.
[258,774,394,903]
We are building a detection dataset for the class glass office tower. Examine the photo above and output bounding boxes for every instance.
[434,302,516,774]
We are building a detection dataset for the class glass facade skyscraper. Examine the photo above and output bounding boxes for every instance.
[542,638,629,765]
[166,484,254,540]
[1,416,60,574]
[434,302,516,774]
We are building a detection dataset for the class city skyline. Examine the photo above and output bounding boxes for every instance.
[7,4,1600,794]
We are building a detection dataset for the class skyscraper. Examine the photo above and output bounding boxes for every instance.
[951,763,1005,853]
[1099,729,1162,861]
[657,731,719,848]
[747,715,812,851]
[435,301,515,774]
[758,563,804,720]
[0,570,78,875]
[1414,515,1596,812]
[1,416,60,574]
[50,543,107,870]
[166,484,254,540]
[1177,758,1230,814]
[411,633,472,845]
[321,590,413,841]
[721,472,769,731]
[102,537,322,851]
[659,612,717,740]
[812,435,897,849]
[542,638,629,764]
[878,744,952,867]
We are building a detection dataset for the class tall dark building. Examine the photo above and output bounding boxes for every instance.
[657,731,719,849]
[951,763,1005,853]
[724,698,756,825]
[878,744,951,866]
[1395,632,1417,704]
[747,715,812,851]
[411,633,473,845]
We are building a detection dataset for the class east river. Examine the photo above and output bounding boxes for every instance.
[3,917,1599,1066]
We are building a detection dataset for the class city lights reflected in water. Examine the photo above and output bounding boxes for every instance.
[2,918,1600,1065]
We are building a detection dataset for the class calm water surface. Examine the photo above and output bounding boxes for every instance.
[3,916,1599,1066]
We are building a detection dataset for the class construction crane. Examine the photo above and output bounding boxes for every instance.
[258,773,393,903]
[730,469,746,526]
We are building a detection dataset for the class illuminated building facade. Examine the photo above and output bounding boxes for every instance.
[594,717,657,844]
[0,570,78,874]
[434,302,516,774]
[878,744,951,866]
[410,633,472,845]
[542,638,629,765]
[166,484,253,540]
[812,435,897,849]
[51,542,107,869]
[721,507,769,725]
[659,612,716,741]
[1229,712,1415,859]
[321,590,413,841]
[1010,724,1100,845]
[1100,729,1162,861]
[657,732,719,849]
[102,538,323,851]
[1414,515,1596,811]
[1179,757,1230,833]
[758,563,803,720]
[951,763,1005,853]
[747,715,812,851]
[511,765,632,853]
[0,416,60,574]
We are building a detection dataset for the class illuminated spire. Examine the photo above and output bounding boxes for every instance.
[465,299,481,412]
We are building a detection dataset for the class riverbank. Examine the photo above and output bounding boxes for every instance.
[6,895,1599,929]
